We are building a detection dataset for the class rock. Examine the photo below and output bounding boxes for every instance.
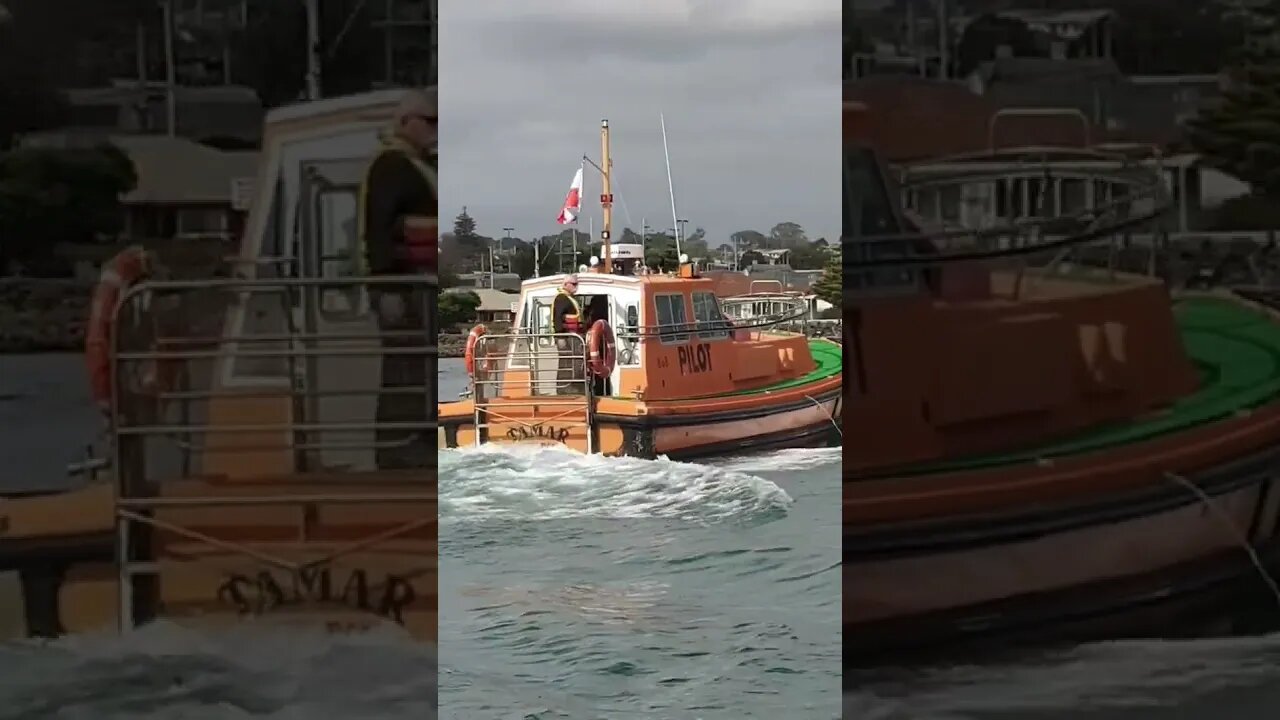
[438,334,465,359]
[0,279,91,353]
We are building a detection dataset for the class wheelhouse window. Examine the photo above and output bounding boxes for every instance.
[692,291,729,341]
[654,293,690,344]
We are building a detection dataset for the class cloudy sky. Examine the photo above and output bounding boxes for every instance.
[439,0,842,252]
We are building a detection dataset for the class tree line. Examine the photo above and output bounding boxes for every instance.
[440,208,836,283]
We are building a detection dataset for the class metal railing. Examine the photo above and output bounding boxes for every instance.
[469,333,594,453]
[845,165,1171,300]
[845,109,1174,284]
[106,274,438,632]
[720,294,813,330]
[108,274,437,474]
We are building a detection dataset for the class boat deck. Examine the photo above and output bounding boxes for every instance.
[894,296,1280,475]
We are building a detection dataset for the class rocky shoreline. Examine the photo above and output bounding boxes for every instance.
[438,333,465,359]
[0,279,92,353]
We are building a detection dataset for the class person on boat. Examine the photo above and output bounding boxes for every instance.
[358,87,438,469]
[552,274,585,394]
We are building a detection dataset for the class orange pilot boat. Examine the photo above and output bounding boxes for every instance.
[0,90,436,642]
[846,96,1280,665]
[438,120,842,459]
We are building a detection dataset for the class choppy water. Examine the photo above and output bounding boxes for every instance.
[0,623,436,720]
[438,360,842,718]
[13,356,1280,717]
[846,634,1280,719]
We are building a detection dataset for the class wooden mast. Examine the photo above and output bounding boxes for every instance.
[600,119,613,274]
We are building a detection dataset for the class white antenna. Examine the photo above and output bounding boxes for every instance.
[660,113,682,258]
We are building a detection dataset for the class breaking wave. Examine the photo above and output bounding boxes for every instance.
[0,621,436,719]
[438,444,793,523]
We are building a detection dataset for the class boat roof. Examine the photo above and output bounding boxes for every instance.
[235,90,429,277]
[260,88,437,144]
[265,89,411,126]
[520,272,719,293]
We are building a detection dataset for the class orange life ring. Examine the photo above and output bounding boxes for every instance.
[586,319,617,378]
[464,324,488,376]
[85,246,153,413]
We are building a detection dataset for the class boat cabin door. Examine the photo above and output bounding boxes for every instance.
[525,296,563,396]
[295,159,382,471]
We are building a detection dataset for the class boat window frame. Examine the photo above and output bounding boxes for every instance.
[226,173,293,384]
[313,183,364,321]
[653,292,691,345]
[618,300,642,367]
[508,296,555,369]
[691,291,730,342]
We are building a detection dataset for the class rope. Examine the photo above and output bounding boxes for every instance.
[1165,471,1280,610]
[805,394,842,438]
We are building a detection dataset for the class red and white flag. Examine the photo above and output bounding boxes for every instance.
[556,166,583,225]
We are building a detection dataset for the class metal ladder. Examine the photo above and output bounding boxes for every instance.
[470,333,596,454]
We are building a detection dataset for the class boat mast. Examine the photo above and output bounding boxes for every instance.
[600,119,613,274]
[304,0,322,99]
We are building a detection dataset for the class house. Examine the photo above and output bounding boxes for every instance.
[454,272,522,292]
[19,131,258,244]
[980,8,1117,60]
[444,287,518,325]
[62,81,265,145]
[113,134,259,242]
[849,5,1118,81]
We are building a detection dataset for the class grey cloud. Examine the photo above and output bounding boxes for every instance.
[439,3,841,250]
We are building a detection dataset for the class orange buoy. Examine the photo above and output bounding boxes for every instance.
[463,324,488,376]
[586,319,616,378]
[85,246,152,414]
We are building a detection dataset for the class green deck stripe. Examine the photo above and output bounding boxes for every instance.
[896,297,1280,475]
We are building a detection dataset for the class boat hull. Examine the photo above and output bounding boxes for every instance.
[846,542,1280,671]
[0,478,436,643]
[846,442,1280,666]
[439,387,842,460]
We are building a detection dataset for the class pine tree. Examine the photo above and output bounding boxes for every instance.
[1187,0,1280,194]
[812,250,842,310]
[453,206,478,243]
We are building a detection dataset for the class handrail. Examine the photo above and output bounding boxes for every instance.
[748,280,784,295]
[108,274,438,489]
[720,294,812,326]
[845,207,1166,271]
[988,107,1091,151]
